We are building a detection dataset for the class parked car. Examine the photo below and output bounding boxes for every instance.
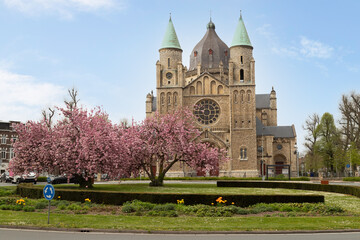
[51,176,79,184]
[12,172,37,184]
[0,172,13,183]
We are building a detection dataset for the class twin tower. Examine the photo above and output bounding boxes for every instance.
[146,14,295,177]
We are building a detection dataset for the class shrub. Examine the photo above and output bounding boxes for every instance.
[67,203,82,211]
[153,203,176,211]
[23,206,35,212]
[37,177,48,182]
[121,205,135,213]
[35,201,48,209]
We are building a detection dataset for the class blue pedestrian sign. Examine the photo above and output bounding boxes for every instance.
[346,164,350,168]
[43,184,55,200]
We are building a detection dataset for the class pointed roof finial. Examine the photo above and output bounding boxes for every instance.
[210,10,212,21]
[169,12,171,20]
[231,11,252,48]
[160,15,182,50]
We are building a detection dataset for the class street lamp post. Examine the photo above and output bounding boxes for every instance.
[348,144,352,177]
[294,143,299,177]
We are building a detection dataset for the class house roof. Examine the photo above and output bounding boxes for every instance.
[256,117,295,138]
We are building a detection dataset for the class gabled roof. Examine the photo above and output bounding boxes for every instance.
[185,71,229,88]
[160,17,182,50]
[256,117,295,138]
[231,13,252,48]
[256,94,271,109]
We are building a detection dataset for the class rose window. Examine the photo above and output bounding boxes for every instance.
[194,99,220,125]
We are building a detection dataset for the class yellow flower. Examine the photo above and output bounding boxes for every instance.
[84,198,91,202]
[231,202,235,205]
[211,203,214,206]
[58,196,61,199]
[177,199,184,204]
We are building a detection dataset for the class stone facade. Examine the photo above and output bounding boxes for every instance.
[146,16,297,177]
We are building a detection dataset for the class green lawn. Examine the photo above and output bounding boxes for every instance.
[2,183,360,231]
[0,211,359,231]
[46,183,360,214]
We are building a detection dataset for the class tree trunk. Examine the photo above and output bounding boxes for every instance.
[149,174,164,187]
[75,174,93,188]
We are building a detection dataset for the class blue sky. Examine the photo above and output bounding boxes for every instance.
[0,0,359,154]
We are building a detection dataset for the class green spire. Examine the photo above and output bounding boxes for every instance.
[160,16,182,50]
[231,12,252,48]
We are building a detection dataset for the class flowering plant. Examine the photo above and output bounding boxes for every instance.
[177,199,184,204]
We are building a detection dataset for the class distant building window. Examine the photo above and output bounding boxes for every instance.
[168,58,170,68]
[241,56,243,64]
[194,51,198,57]
[240,148,247,160]
[1,136,6,144]
[10,148,14,159]
[1,149,5,159]
[224,50,228,56]
[240,69,244,82]
[12,137,17,143]
[209,49,213,55]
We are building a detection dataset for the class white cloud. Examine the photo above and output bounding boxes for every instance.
[2,0,123,19]
[271,36,333,60]
[0,69,65,122]
[299,36,333,59]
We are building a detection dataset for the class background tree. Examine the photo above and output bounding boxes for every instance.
[120,108,228,186]
[302,113,323,173]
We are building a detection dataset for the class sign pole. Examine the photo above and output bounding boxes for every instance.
[48,200,51,224]
[43,183,55,225]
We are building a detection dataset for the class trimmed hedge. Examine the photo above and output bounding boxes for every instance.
[217,181,360,198]
[16,184,324,207]
[121,176,311,181]
[343,177,360,182]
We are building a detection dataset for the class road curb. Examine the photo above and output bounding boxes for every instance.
[1,225,360,234]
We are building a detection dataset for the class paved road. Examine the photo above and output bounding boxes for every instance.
[1,228,360,240]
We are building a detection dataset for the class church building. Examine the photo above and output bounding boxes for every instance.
[146,14,297,177]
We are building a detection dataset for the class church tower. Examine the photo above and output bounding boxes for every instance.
[156,17,185,114]
[228,13,258,175]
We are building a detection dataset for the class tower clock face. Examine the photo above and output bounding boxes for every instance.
[166,72,173,79]
[194,99,220,125]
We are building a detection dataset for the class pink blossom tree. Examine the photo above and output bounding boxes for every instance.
[51,105,121,187]
[11,89,124,188]
[120,108,228,186]
[11,120,54,175]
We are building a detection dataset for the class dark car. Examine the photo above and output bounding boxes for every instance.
[51,176,79,184]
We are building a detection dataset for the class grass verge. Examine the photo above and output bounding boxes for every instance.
[0,211,359,231]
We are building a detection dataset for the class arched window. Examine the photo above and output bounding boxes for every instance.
[160,93,165,105]
[190,86,195,95]
[209,49,213,55]
[241,56,243,64]
[173,92,178,106]
[210,81,216,94]
[224,50,228,56]
[217,85,224,94]
[167,92,171,106]
[240,90,245,102]
[196,81,202,95]
[247,90,251,102]
[234,90,238,103]
[168,58,170,68]
[240,69,244,82]
[194,51,198,57]
[240,148,247,160]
